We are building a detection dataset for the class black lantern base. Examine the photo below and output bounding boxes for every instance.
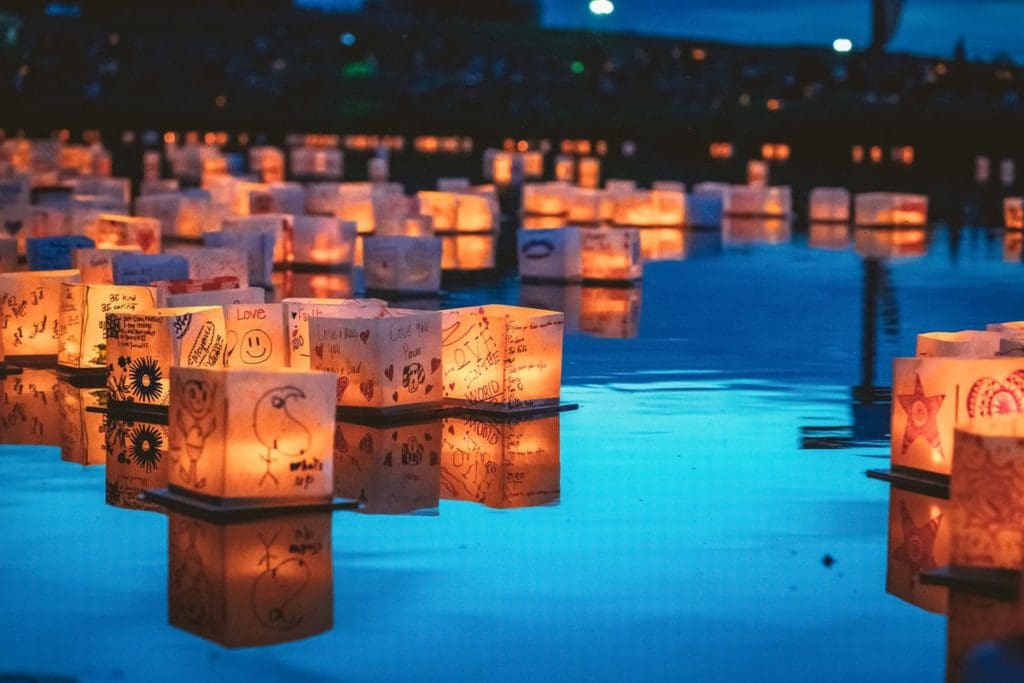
[866,467,949,499]
[142,487,359,522]
[921,565,1019,600]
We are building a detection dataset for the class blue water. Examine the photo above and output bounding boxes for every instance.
[1,223,1020,681]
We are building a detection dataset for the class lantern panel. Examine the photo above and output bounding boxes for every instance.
[808,187,851,222]
[1004,198,1023,230]
[135,192,214,239]
[723,186,792,217]
[363,236,442,294]
[746,160,769,186]
[203,231,275,288]
[221,214,294,265]
[854,193,929,226]
[58,283,158,369]
[522,182,570,217]
[281,297,387,369]
[441,233,496,272]
[72,247,142,284]
[292,216,356,268]
[166,246,250,288]
[0,237,16,271]
[86,214,161,254]
[517,227,582,282]
[853,227,927,259]
[808,223,850,250]
[580,228,643,282]
[112,253,189,286]
[224,303,287,369]
[0,269,81,357]
[25,236,95,271]
[722,217,793,246]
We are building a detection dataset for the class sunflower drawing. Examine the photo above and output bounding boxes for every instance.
[128,424,164,472]
[128,356,163,402]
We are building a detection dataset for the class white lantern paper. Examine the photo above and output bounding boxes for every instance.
[165,246,250,288]
[140,179,179,196]
[290,146,343,180]
[442,304,563,410]
[612,190,686,227]
[309,307,442,413]
[292,216,356,269]
[58,283,158,369]
[203,230,275,288]
[112,253,189,286]
[581,228,642,282]
[86,214,162,254]
[522,182,569,216]
[809,187,851,222]
[854,193,928,226]
[221,214,294,265]
[0,269,81,357]
[746,160,769,187]
[517,227,582,282]
[916,330,1003,359]
[167,366,336,502]
[723,185,792,217]
[26,236,95,271]
[224,303,287,369]
[282,297,387,369]
[164,287,266,309]
[362,236,442,295]
[1005,198,1023,230]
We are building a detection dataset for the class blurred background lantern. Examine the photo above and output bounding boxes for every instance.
[0,269,81,357]
[58,283,158,370]
[442,304,563,411]
[167,367,336,503]
[223,303,287,370]
[0,368,61,445]
[638,227,686,261]
[72,247,142,284]
[577,157,601,189]
[167,511,333,647]
[885,483,949,614]
[105,413,168,511]
[808,187,851,223]
[26,236,95,271]
[362,236,442,295]
[522,182,570,217]
[166,246,250,288]
[0,237,16,271]
[273,271,355,301]
[723,186,792,217]
[517,227,582,282]
[221,214,293,265]
[203,231,275,288]
[57,381,106,466]
[86,214,161,254]
[581,228,643,282]
[281,297,387,369]
[111,253,189,287]
[135,191,213,240]
[292,216,356,270]
[1005,198,1023,230]
[746,160,769,186]
[854,193,929,226]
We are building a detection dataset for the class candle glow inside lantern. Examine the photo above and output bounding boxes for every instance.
[442,304,563,410]
[1005,198,1023,230]
[362,236,442,294]
[809,187,851,222]
[440,233,497,272]
[167,366,336,502]
[885,484,949,614]
[86,214,162,254]
[105,413,169,511]
[221,214,293,265]
[282,297,387,369]
[522,182,570,217]
[746,160,769,187]
[309,307,442,414]
[517,227,582,282]
[58,283,158,370]
[581,228,643,282]
[135,191,213,240]
[723,185,792,217]
[854,193,929,226]
[26,236,96,271]
[167,510,333,647]
[333,419,442,514]
[612,190,686,227]
[292,216,356,269]
[441,415,560,508]
[0,269,81,357]
[105,306,226,408]
[577,157,601,189]
[0,368,61,445]
[554,155,575,183]
[223,303,287,369]
[58,382,107,465]
[290,146,343,180]
[203,230,275,288]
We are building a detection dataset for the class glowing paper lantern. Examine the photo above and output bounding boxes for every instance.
[809,187,850,222]
[521,215,566,230]
[221,214,294,265]
[1005,198,1023,230]
[86,214,161,254]
[57,382,106,465]
[167,511,333,647]
[580,285,641,338]
[565,188,603,224]
[58,283,158,370]
[0,368,61,445]
[746,160,769,187]
[165,246,250,288]
[885,484,949,614]
[890,356,1024,476]
[333,419,441,514]
[203,231,275,288]
[854,227,927,259]
[368,157,389,183]
[248,145,285,183]
[167,366,336,501]
[723,186,792,217]
[522,182,569,216]
[517,227,582,282]
[290,146,343,180]
[105,414,169,511]
[112,253,189,286]
[363,236,442,295]
[309,307,442,414]
[135,191,213,240]
[440,233,496,272]
[442,305,563,410]
[441,415,560,508]
[282,297,387,369]
[266,182,305,215]
[612,190,686,227]
[854,193,928,226]
[0,237,16,271]
[26,236,95,270]
[105,306,226,408]
[950,417,1024,570]
[164,287,266,309]
[437,177,470,192]
[223,303,287,369]
[554,156,575,183]
[916,330,1002,358]
[577,157,601,189]
[292,216,356,269]
[72,247,142,284]
[581,228,642,282]
[0,269,81,357]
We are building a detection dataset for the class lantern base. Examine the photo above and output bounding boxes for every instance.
[5,354,57,368]
[142,486,359,522]
[445,399,579,419]
[921,565,1019,600]
[103,401,170,421]
[289,262,353,273]
[0,364,23,377]
[581,277,642,287]
[520,275,584,285]
[56,366,107,388]
[336,401,453,422]
[866,467,949,499]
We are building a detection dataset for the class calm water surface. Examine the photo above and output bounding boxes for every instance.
[1,222,1020,681]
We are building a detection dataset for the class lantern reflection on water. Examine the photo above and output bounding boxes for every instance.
[808,223,850,250]
[167,511,333,647]
[722,217,792,246]
[333,419,441,514]
[86,214,161,254]
[1003,231,1023,263]
[58,283,158,370]
[105,413,168,511]
[57,381,106,465]
[580,285,642,338]
[441,415,560,508]
[723,186,792,217]
[0,368,61,445]
[638,227,685,261]
[854,227,927,259]
[854,193,929,227]
[0,269,81,357]
[272,271,354,301]
[1005,198,1023,230]
[885,483,949,614]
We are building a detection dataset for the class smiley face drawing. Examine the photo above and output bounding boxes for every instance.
[240,330,273,365]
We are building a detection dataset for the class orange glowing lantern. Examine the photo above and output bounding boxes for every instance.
[851,145,865,164]
[554,156,575,183]
[309,307,442,414]
[709,142,734,160]
[854,193,928,226]
[86,214,161,254]
[165,246,250,288]
[167,511,333,647]
[442,304,564,411]
[290,146,343,180]
[248,146,285,183]
[885,483,949,614]
[57,283,158,370]
[0,269,81,357]
[870,145,883,164]
[222,303,287,370]
[581,228,643,282]
[221,214,293,265]
[416,191,459,231]
[577,157,601,189]
[57,381,106,465]
[441,414,560,508]
[363,236,442,295]
[135,191,213,240]
[517,227,582,282]
[638,227,686,261]
[105,306,226,408]
[167,366,336,502]
[105,413,169,511]
[722,217,793,246]
[203,231,275,289]
[746,160,769,187]
[441,233,497,271]
[0,368,61,445]
[292,216,356,269]
[808,187,850,222]
[281,297,387,369]
[723,186,792,217]
[612,189,686,226]
[1004,231,1023,262]
[1005,198,1023,230]
[565,188,602,224]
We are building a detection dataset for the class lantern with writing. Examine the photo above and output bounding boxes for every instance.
[292,216,356,269]
[0,269,81,357]
[72,247,142,284]
[517,227,582,282]
[885,483,949,613]
[333,419,441,514]
[282,297,387,369]
[223,303,287,370]
[58,283,158,370]
[57,382,106,465]
[441,415,560,508]
[916,330,1003,358]
[581,228,642,282]
[167,366,336,502]
[167,511,333,647]
[112,253,189,286]
[204,230,275,288]
[1005,198,1023,230]
[105,306,226,409]
[854,193,929,226]
[166,246,250,288]
[363,236,442,295]
[26,236,95,271]
[723,186,792,217]
[135,191,213,241]
[442,304,563,411]
[85,214,161,254]
[105,413,169,511]
[809,187,851,223]
[309,308,442,414]
[0,368,61,445]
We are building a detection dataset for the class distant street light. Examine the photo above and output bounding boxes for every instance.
[832,38,853,53]
[589,0,615,16]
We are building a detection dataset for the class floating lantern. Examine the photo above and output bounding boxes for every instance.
[854,227,927,259]
[0,269,80,357]
[521,215,566,230]
[333,419,442,514]
[266,182,305,216]
[167,366,336,502]
[68,176,130,206]
[722,216,793,247]
[885,484,949,614]
[112,253,189,286]
[26,236,95,270]
[105,413,169,511]
[975,156,991,185]
[289,146,343,180]
[554,156,575,183]
[105,306,226,408]
[223,303,287,369]
[134,191,213,240]
[292,216,356,270]
[950,417,1024,570]
[612,190,686,227]
[441,415,560,508]
[71,247,141,284]
[1005,198,1023,230]
[165,246,250,288]
[854,193,928,226]
[58,283,158,370]
[808,223,850,250]
[517,227,582,282]
[521,183,569,217]
[167,510,333,647]
[809,187,850,223]
[581,228,642,282]
[203,231,275,288]
[282,297,387,369]
[368,157,389,183]
[0,368,61,445]
[565,188,603,224]
[221,214,294,265]
[442,305,563,411]
[440,233,497,272]
[746,160,769,187]
[580,285,641,338]
[687,184,727,227]
[57,382,106,465]
[85,214,161,254]
[723,186,792,217]
[709,142,734,160]
[916,330,1002,359]
[362,236,442,295]
[577,157,601,189]
[163,286,266,309]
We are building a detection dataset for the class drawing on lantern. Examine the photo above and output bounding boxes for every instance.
[402,362,425,393]
[966,371,1024,417]
[129,356,164,402]
[126,423,164,472]
[169,519,214,628]
[174,378,217,489]
[251,531,310,631]
[253,386,311,487]
[240,329,273,365]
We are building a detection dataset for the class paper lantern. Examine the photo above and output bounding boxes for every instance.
[554,156,575,183]
[916,330,1003,359]
[441,305,563,410]
[0,269,81,357]
[105,413,169,511]
[808,223,850,250]
[687,185,727,227]
[203,230,275,288]
[1005,198,1023,230]
[165,246,250,288]
[333,419,441,514]
[374,195,424,237]
[1001,159,1016,187]
[363,236,442,295]
[290,146,343,180]
[69,176,130,206]
[722,217,793,246]
[26,236,95,271]
[854,193,928,226]
[521,151,544,178]
[105,305,226,408]
[0,368,61,445]
[581,228,642,282]
[309,307,442,414]
[167,510,333,647]
[57,381,107,465]
[809,187,850,222]
[517,227,582,282]
[522,182,570,217]
[577,157,601,189]
[441,233,496,272]
[282,297,387,369]
[112,253,189,286]
[638,227,686,261]
[248,146,286,183]
[746,160,769,187]
[85,214,161,254]
[153,276,240,305]
[885,484,949,614]
[723,185,792,217]
[368,157,389,183]
[164,287,266,309]
[221,214,294,265]
[167,366,336,502]
[612,190,686,227]
[950,417,1024,570]
[135,191,213,240]
[580,285,641,338]
[854,227,927,259]
[221,303,288,369]
[72,247,142,284]
[292,216,356,269]
[58,283,158,370]
[441,415,560,508]
[890,356,1024,476]
[437,177,470,192]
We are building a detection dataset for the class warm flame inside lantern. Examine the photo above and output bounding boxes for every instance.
[0,269,81,357]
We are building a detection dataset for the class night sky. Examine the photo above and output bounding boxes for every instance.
[298,0,1024,60]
